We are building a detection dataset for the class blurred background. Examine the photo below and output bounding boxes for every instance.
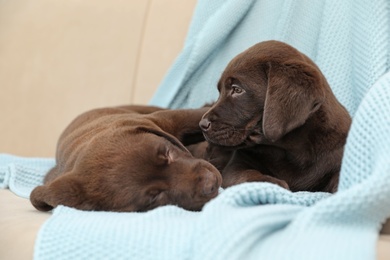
[0,0,196,157]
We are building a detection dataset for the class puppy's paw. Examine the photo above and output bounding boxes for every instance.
[272,179,290,190]
[256,174,290,190]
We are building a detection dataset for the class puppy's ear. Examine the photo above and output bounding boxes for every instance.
[262,61,325,142]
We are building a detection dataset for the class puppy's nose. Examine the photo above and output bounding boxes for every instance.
[199,118,211,132]
[202,181,217,196]
[201,170,218,196]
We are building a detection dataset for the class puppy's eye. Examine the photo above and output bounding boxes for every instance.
[231,84,244,96]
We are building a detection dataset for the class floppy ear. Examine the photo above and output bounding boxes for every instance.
[262,61,325,142]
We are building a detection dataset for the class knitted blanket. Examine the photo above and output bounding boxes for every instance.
[1,0,390,259]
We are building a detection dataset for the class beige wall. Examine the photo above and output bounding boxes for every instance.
[0,0,196,157]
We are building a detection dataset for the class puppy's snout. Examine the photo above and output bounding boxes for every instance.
[199,118,211,132]
[200,170,219,196]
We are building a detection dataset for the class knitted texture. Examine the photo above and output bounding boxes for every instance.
[150,0,388,116]
[1,0,390,259]
[0,154,54,197]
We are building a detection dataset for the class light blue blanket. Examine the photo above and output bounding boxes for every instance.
[2,0,390,259]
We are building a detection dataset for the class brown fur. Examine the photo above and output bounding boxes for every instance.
[199,40,351,192]
[30,105,222,212]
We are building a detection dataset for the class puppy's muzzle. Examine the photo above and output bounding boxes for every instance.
[199,169,219,196]
[199,118,211,132]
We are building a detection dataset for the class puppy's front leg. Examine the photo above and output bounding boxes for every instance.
[222,169,290,189]
[222,153,289,190]
[148,107,210,145]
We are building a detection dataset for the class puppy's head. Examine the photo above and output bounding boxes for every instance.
[200,40,326,146]
[31,126,222,212]
[116,127,222,212]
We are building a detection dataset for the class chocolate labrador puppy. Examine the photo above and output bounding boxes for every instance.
[199,40,351,192]
[30,105,222,212]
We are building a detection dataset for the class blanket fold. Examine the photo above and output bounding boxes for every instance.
[0,155,54,198]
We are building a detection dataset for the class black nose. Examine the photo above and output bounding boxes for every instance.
[199,118,211,131]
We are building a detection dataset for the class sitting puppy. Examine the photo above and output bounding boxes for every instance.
[30,105,222,212]
[199,40,351,193]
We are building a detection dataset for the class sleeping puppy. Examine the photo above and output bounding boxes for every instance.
[30,105,222,212]
[199,40,351,193]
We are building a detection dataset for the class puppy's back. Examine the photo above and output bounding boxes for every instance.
[46,107,144,183]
